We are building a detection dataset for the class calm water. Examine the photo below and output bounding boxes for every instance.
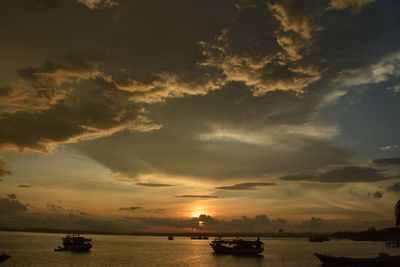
[0,231,395,266]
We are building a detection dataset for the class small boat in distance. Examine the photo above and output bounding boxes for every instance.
[190,235,209,240]
[0,253,11,263]
[168,235,174,240]
[54,234,92,252]
[309,236,330,242]
[210,237,264,255]
[314,252,400,266]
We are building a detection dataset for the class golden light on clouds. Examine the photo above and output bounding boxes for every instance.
[190,206,211,218]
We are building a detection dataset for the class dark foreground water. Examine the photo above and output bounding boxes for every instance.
[0,231,395,266]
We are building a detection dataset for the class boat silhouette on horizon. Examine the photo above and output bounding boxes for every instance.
[210,237,264,255]
[309,236,330,242]
[54,234,92,252]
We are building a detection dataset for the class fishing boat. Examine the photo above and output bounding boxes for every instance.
[314,252,400,266]
[54,234,92,252]
[0,253,11,263]
[210,237,264,255]
[190,235,209,240]
[309,236,330,242]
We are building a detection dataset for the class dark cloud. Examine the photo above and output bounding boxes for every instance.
[0,53,159,153]
[135,183,173,187]
[215,182,276,190]
[372,191,383,199]
[20,0,67,11]
[272,218,287,224]
[174,195,219,199]
[19,0,118,11]
[198,214,218,224]
[297,217,328,230]
[199,0,325,96]
[46,203,65,211]
[46,203,88,215]
[118,206,142,211]
[0,196,28,213]
[18,184,31,188]
[280,166,389,183]
[0,52,225,154]
[75,85,352,181]
[0,207,274,232]
[6,0,389,184]
[228,215,271,231]
[7,193,17,200]
[387,183,400,193]
[124,213,271,231]
[0,86,14,97]
[370,157,400,166]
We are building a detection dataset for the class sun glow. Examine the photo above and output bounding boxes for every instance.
[190,206,210,218]
[191,211,204,218]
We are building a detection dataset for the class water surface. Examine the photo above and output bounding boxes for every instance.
[0,231,395,266]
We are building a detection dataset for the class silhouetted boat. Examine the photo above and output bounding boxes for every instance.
[314,252,400,266]
[191,235,209,240]
[0,253,11,263]
[309,236,330,242]
[54,234,92,252]
[210,237,264,255]
[168,235,174,240]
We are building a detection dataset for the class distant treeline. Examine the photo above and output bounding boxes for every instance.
[2,227,400,241]
[331,227,400,241]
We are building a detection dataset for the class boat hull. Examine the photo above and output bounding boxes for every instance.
[0,253,11,263]
[210,243,263,255]
[54,243,92,252]
[315,253,400,266]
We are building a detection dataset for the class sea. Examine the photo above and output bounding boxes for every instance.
[0,231,395,266]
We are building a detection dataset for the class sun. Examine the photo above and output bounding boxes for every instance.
[190,206,210,218]
[191,211,203,218]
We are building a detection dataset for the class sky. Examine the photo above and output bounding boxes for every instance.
[1,0,400,233]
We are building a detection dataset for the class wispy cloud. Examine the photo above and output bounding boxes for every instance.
[370,157,400,166]
[280,166,389,183]
[326,0,377,14]
[77,0,119,9]
[215,182,276,190]
[380,145,398,151]
[135,183,173,187]
[174,195,219,199]
[118,206,142,211]
[334,51,400,88]
[18,184,31,188]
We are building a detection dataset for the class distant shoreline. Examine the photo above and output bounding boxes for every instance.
[0,227,320,238]
[2,226,400,241]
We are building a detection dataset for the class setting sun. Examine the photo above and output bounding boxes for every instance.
[191,212,204,218]
[190,207,210,218]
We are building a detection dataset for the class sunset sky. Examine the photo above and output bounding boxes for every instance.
[1,0,400,233]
